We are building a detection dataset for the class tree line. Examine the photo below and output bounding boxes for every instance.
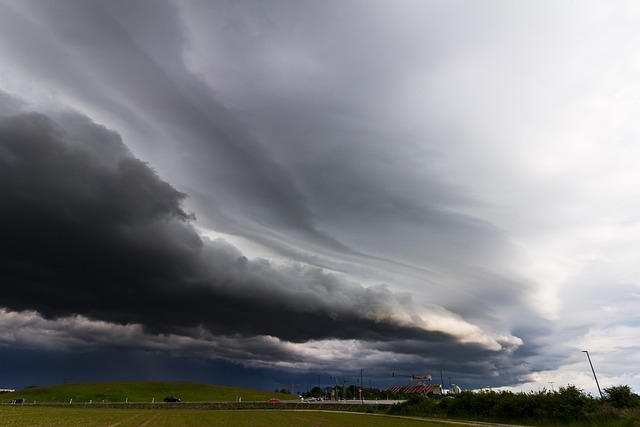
[387,384,640,426]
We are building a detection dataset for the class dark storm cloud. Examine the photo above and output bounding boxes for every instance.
[0,0,512,274]
[0,92,25,115]
[0,0,331,247]
[0,0,589,391]
[0,2,533,332]
[0,109,499,350]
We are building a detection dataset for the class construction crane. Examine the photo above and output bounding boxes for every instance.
[392,372,432,386]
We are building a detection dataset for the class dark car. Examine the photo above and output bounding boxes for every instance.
[163,396,181,402]
[10,398,26,404]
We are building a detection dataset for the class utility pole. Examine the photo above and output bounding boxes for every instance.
[331,376,356,400]
[582,350,603,398]
[360,369,364,404]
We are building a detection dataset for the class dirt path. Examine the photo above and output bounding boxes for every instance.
[106,413,143,427]
[401,416,532,427]
[137,413,160,426]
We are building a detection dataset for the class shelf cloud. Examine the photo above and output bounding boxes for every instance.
[1,0,639,393]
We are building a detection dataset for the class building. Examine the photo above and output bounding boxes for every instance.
[387,384,442,395]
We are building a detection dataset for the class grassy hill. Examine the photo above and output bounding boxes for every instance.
[2,381,291,403]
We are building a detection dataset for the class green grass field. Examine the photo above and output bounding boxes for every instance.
[0,382,522,426]
[0,407,486,426]
[1,381,287,404]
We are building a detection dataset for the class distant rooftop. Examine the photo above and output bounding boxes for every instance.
[387,384,441,394]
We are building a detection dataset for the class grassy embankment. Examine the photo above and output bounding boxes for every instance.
[0,381,286,404]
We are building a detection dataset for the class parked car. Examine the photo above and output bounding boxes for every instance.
[163,396,181,402]
[267,398,281,403]
[10,398,26,404]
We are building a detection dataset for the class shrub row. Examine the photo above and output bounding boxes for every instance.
[387,385,640,425]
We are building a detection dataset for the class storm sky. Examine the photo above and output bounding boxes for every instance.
[1,0,639,394]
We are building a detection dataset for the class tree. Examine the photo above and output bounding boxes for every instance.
[603,385,639,408]
[310,386,323,397]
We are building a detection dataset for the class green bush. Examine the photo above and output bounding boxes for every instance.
[387,394,436,416]
[603,385,640,409]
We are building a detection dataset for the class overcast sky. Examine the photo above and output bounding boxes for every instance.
[1,0,639,395]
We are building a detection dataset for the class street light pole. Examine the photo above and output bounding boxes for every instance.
[582,350,603,398]
[360,369,364,404]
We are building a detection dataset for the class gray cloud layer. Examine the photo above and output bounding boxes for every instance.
[0,111,376,336]
[4,0,634,392]
[0,108,518,350]
[0,102,534,387]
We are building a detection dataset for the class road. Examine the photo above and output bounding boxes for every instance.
[286,399,406,405]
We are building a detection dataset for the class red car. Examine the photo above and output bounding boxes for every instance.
[267,398,281,403]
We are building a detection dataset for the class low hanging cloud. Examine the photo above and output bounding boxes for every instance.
[0,107,519,361]
[2,0,639,394]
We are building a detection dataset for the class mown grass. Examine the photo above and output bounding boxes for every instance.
[1,381,288,404]
[0,407,477,427]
